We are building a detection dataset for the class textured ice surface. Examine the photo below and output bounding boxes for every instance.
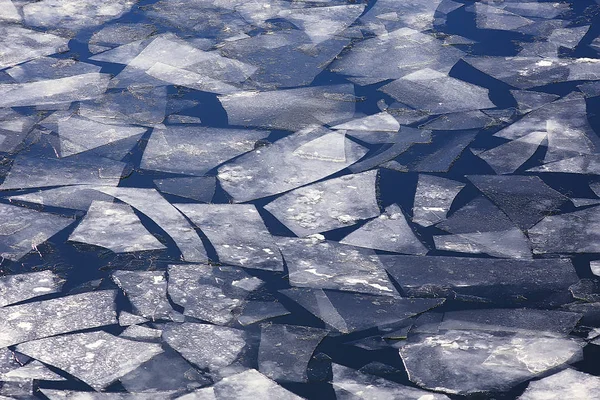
[412,175,465,227]
[9,186,115,211]
[154,177,216,203]
[2,360,65,381]
[112,270,175,321]
[331,112,400,132]
[6,58,102,83]
[0,26,68,70]
[0,270,63,307]
[212,369,303,400]
[518,368,600,400]
[237,301,290,326]
[41,390,175,399]
[477,131,548,174]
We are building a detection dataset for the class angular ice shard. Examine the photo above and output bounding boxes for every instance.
[264,171,379,237]
[467,175,568,229]
[281,288,444,334]
[16,331,162,390]
[10,186,115,211]
[69,201,165,253]
[112,270,175,321]
[529,206,600,254]
[212,369,303,400]
[41,390,176,399]
[90,23,156,48]
[340,204,427,254]
[408,131,477,173]
[518,368,600,400]
[154,177,216,203]
[162,323,246,371]
[477,131,547,174]
[6,58,102,83]
[2,360,65,381]
[469,3,533,30]
[420,110,494,131]
[218,126,367,202]
[0,290,117,347]
[175,204,282,271]
[527,155,600,175]
[332,363,450,400]
[331,112,400,132]
[237,302,290,327]
[0,203,75,261]
[258,324,327,382]
[141,126,268,176]
[119,311,149,326]
[380,69,495,114]
[277,237,396,297]
[382,255,578,303]
[120,325,162,341]
[218,85,355,131]
[412,174,465,227]
[0,26,68,70]
[511,90,560,114]
[400,330,583,394]
[0,270,63,307]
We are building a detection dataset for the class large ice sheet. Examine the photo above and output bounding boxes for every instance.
[112,270,175,321]
[264,171,379,237]
[412,174,465,227]
[518,368,600,400]
[0,270,63,307]
[0,26,68,70]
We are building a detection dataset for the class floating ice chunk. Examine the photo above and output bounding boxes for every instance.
[380,69,495,114]
[359,0,449,33]
[499,2,569,19]
[0,0,20,22]
[42,390,176,399]
[420,110,494,131]
[2,360,65,381]
[154,177,216,203]
[529,206,600,254]
[90,23,156,48]
[145,63,240,94]
[218,126,367,202]
[0,290,117,347]
[479,131,547,174]
[511,90,560,113]
[162,323,246,371]
[6,58,101,84]
[0,26,68,70]
[518,368,600,400]
[331,112,400,132]
[571,198,600,207]
[332,363,450,400]
[467,175,568,229]
[10,186,115,211]
[412,175,465,227]
[119,311,149,326]
[527,155,600,175]
[212,369,303,400]
[592,261,600,277]
[237,301,290,326]
[548,25,590,50]
[218,85,355,131]
[264,171,379,237]
[382,255,578,303]
[0,203,75,261]
[469,3,534,30]
[69,201,165,253]
[277,237,396,296]
[258,324,327,382]
[16,331,162,390]
[141,126,268,176]
[400,330,582,395]
[175,204,283,271]
[408,131,477,173]
[175,388,216,400]
[0,270,63,307]
[120,325,163,341]
[112,270,175,321]
[340,204,427,254]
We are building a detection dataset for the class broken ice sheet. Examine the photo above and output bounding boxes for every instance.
[359,0,456,33]
[477,131,547,174]
[406,130,478,173]
[0,26,68,70]
[141,126,268,176]
[6,58,101,84]
[277,237,396,297]
[120,325,162,341]
[332,363,450,400]
[2,360,65,382]
[0,270,63,307]
[340,204,427,255]
[419,110,495,131]
[9,186,115,212]
[527,154,600,175]
[154,177,216,203]
[90,23,156,49]
[518,368,600,400]
[175,204,283,271]
[237,301,290,327]
[112,270,175,321]
[69,201,166,253]
[468,3,534,31]
[119,311,149,326]
[264,170,379,237]
[331,112,400,132]
[217,126,367,202]
[211,369,303,400]
[41,390,176,399]
[0,290,117,347]
[412,174,465,227]
[16,331,163,391]
[258,324,327,382]
[511,90,560,114]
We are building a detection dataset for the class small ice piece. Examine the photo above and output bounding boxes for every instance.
[340,204,427,255]
[280,288,444,334]
[112,270,175,321]
[0,26,68,70]
[0,379,32,397]
[0,203,76,261]
[477,131,548,174]
[469,3,533,31]
[382,255,578,303]
[420,110,494,131]
[212,369,303,400]
[591,261,600,277]
[400,330,583,395]
[412,174,465,227]
[332,363,450,400]
[154,177,216,203]
[119,311,149,326]
[175,204,283,271]
[0,270,63,307]
[277,237,397,297]
[467,175,568,229]
[10,186,115,211]
[162,323,246,371]
[141,126,268,176]
[264,171,379,237]
[167,264,257,325]
[528,206,600,254]
[16,331,163,391]
[2,360,65,381]
[0,290,117,347]
[331,112,400,132]
[518,368,600,400]
[510,90,560,113]
[41,389,175,399]
[258,324,328,382]
[527,155,600,175]
[218,85,355,131]
[237,302,290,326]
[69,201,166,253]
[380,69,495,114]
[120,325,162,341]
[571,198,600,207]
[218,126,367,202]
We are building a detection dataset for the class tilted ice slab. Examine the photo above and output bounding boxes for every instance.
[0,203,76,261]
[6,57,101,83]
[0,270,63,307]
[237,301,290,327]
[141,126,268,176]
[518,368,600,400]
[218,126,367,202]
[477,131,548,174]
[10,186,116,212]
[468,3,534,31]
[175,204,283,271]
[527,154,600,175]
[277,237,396,297]
[69,201,166,253]
[404,131,477,173]
[154,177,216,203]
[16,331,163,390]
[264,171,379,237]
[112,270,175,321]
[340,204,427,254]
[2,360,65,382]
[331,112,400,132]
[412,174,465,227]
[0,26,68,70]
[511,90,559,114]
[0,290,117,347]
